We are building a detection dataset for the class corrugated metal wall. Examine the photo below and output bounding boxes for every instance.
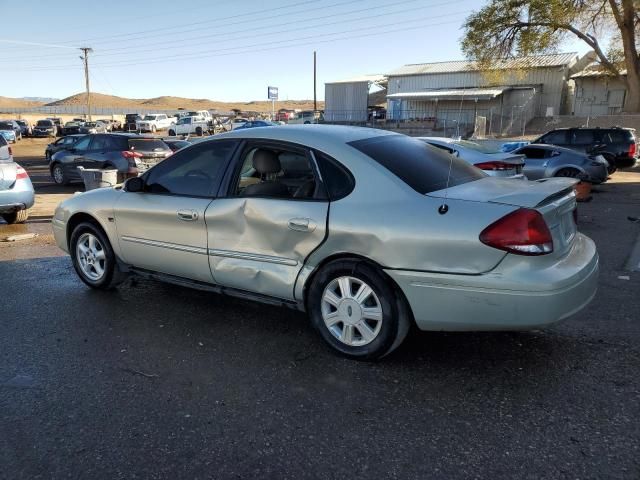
[573,77,627,115]
[324,82,369,122]
[387,67,570,116]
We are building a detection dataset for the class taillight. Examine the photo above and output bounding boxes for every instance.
[15,165,29,180]
[121,150,143,159]
[629,143,636,157]
[474,161,515,171]
[480,208,553,256]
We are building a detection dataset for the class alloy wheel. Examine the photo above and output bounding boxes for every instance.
[76,232,107,281]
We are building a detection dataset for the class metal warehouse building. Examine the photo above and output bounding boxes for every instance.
[324,75,386,122]
[571,67,628,115]
[386,53,587,136]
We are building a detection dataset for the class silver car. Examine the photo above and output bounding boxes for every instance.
[0,135,34,224]
[52,126,598,359]
[513,144,609,184]
[419,137,526,179]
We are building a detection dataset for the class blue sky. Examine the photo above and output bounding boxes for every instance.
[0,0,590,102]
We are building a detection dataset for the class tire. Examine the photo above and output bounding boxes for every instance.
[51,163,69,185]
[151,125,156,133]
[2,209,28,224]
[168,129,176,137]
[69,221,126,290]
[555,168,581,178]
[602,153,617,175]
[195,127,203,136]
[46,152,51,161]
[307,260,411,360]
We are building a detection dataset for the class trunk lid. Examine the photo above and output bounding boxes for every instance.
[0,161,17,191]
[430,177,579,257]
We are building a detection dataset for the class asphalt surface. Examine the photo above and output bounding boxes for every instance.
[1,158,640,478]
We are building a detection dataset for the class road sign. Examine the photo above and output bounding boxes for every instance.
[267,86,278,101]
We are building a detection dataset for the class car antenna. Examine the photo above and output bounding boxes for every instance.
[438,152,453,215]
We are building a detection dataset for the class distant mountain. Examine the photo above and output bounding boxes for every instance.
[21,96,59,103]
[0,96,46,108]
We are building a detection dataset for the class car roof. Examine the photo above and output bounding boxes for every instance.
[212,124,397,148]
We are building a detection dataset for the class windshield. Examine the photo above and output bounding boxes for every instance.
[128,139,171,152]
[65,122,79,127]
[454,140,502,154]
[349,135,485,194]
[37,120,53,127]
[16,121,26,126]
[143,115,158,121]
[84,123,96,127]
[0,122,13,129]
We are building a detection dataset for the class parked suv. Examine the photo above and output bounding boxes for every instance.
[49,133,172,185]
[532,127,637,172]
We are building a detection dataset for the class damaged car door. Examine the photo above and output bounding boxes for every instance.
[205,141,329,300]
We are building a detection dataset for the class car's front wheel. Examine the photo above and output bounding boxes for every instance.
[70,222,125,289]
[308,260,411,360]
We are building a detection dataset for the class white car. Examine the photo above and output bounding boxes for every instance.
[136,114,174,133]
[168,116,209,137]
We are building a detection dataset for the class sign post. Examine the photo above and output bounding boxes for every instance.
[268,86,278,120]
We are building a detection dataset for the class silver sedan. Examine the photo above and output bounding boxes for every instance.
[513,144,609,184]
[52,126,598,359]
[0,136,34,224]
[419,137,526,179]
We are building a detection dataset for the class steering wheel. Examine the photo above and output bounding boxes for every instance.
[184,169,211,181]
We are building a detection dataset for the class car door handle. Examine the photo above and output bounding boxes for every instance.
[288,217,316,232]
[177,209,198,221]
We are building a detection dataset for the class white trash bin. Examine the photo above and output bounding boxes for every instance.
[77,167,118,191]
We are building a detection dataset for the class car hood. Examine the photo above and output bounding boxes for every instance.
[429,177,577,208]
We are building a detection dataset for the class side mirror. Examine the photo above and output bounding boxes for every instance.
[124,176,145,193]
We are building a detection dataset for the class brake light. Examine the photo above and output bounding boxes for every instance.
[474,161,515,171]
[629,142,636,157]
[15,165,28,180]
[121,150,143,159]
[480,208,553,255]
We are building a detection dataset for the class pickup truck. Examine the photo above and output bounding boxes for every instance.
[136,114,175,133]
[168,116,210,136]
[288,110,323,124]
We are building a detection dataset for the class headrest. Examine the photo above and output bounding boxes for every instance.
[252,149,281,174]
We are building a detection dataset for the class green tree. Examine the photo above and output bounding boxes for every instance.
[462,0,640,112]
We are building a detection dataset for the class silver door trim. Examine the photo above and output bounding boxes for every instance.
[207,248,298,266]
[121,235,208,255]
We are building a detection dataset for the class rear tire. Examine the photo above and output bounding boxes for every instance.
[555,168,581,178]
[51,163,69,185]
[196,127,203,136]
[307,260,411,360]
[69,221,126,290]
[602,153,617,174]
[168,129,176,137]
[2,209,28,224]
[151,125,156,133]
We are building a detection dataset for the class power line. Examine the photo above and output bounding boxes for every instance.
[0,38,80,49]
[8,17,464,72]
[2,2,464,64]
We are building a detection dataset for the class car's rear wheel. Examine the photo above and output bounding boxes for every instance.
[2,209,28,224]
[70,222,125,289]
[602,153,617,174]
[51,163,69,185]
[196,127,203,136]
[168,129,176,137]
[308,260,411,360]
[555,167,581,178]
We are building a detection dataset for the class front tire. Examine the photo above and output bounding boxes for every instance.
[195,127,203,136]
[307,260,411,360]
[151,125,156,133]
[2,209,28,224]
[168,129,176,137]
[70,222,125,289]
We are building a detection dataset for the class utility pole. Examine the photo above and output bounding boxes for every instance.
[313,51,317,111]
[79,47,93,121]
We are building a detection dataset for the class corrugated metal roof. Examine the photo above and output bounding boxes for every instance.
[388,53,578,76]
[387,87,509,101]
[571,64,627,78]
[326,74,387,84]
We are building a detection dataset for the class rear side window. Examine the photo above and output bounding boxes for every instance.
[348,135,485,194]
[128,139,171,152]
[518,147,546,159]
[603,130,633,143]
[314,151,355,200]
[541,130,568,144]
[572,130,595,145]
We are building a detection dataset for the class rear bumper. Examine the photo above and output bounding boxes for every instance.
[386,233,598,331]
[0,178,35,213]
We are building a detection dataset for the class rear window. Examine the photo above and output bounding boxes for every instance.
[128,138,171,152]
[348,135,485,194]
[454,139,501,154]
[0,122,13,129]
[603,129,634,143]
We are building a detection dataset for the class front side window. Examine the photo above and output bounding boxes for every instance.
[144,140,237,197]
[349,135,485,194]
[572,130,595,145]
[73,136,92,151]
[232,144,321,200]
[542,130,569,144]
